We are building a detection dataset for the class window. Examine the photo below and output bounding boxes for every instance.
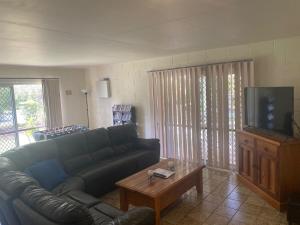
[0,82,46,153]
[150,60,254,170]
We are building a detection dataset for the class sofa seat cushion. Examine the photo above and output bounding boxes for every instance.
[64,154,93,174]
[112,142,135,155]
[76,150,156,196]
[88,203,124,225]
[76,152,146,196]
[20,185,94,225]
[111,150,158,171]
[135,150,158,170]
[91,147,114,162]
[89,207,113,225]
[77,150,153,182]
[52,176,85,195]
[93,202,123,218]
[63,190,101,208]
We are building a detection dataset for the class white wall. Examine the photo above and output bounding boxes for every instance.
[86,36,300,137]
[0,65,87,127]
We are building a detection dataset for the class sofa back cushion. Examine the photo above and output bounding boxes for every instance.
[25,159,68,191]
[20,185,93,225]
[3,140,58,171]
[63,154,93,174]
[85,128,114,161]
[107,124,137,145]
[85,128,111,152]
[55,133,88,160]
[107,124,137,154]
[0,171,38,197]
[90,147,114,162]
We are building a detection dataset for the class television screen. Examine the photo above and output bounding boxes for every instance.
[245,87,294,136]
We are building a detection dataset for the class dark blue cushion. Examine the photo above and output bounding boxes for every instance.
[25,159,68,190]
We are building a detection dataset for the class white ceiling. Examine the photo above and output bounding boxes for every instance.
[0,0,300,67]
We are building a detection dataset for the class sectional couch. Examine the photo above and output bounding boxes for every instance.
[0,124,160,225]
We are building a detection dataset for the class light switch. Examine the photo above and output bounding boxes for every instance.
[65,90,72,95]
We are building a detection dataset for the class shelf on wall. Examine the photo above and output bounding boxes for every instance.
[112,104,135,126]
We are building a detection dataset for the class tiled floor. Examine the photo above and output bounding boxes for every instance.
[100,168,288,225]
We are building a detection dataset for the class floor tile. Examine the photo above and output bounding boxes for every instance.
[227,192,248,202]
[228,219,253,225]
[238,203,262,215]
[231,211,258,224]
[223,199,243,210]
[215,206,237,218]
[187,210,211,223]
[204,194,226,204]
[259,207,282,222]
[255,218,281,225]
[205,213,232,225]
[178,216,204,225]
[193,201,219,213]
[99,168,289,225]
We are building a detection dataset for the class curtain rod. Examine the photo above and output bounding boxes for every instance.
[148,59,253,73]
[0,78,59,80]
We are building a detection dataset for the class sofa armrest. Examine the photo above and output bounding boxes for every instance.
[110,207,155,225]
[0,171,38,197]
[136,138,159,151]
[0,157,17,173]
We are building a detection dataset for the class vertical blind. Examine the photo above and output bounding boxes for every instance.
[149,60,254,170]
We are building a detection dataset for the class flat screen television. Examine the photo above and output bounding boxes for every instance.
[244,87,294,137]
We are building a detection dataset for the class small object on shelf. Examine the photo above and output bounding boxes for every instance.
[112,104,135,125]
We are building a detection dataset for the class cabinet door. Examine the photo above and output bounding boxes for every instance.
[257,151,279,198]
[239,144,255,182]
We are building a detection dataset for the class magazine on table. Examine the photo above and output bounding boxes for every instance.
[153,168,175,179]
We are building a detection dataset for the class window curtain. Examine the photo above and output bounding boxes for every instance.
[149,60,254,170]
[42,79,63,129]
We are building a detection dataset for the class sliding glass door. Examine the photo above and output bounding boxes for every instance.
[0,83,46,153]
[150,61,254,170]
[0,85,17,151]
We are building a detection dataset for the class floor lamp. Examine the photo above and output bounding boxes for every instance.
[81,89,89,128]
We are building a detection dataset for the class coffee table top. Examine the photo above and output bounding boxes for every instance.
[116,159,205,197]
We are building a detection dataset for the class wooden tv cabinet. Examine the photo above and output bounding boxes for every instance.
[237,130,300,211]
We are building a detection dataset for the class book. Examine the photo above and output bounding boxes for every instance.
[153,168,175,179]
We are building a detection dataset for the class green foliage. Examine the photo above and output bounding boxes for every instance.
[14,85,45,130]
[0,87,12,114]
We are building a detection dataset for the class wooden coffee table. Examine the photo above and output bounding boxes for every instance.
[116,159,205,225]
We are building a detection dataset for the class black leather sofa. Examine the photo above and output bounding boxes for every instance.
[0,124,160,225]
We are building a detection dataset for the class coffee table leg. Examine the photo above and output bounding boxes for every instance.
[154,198,161,225]
[196,170,203,193]
[120,188,128,211]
